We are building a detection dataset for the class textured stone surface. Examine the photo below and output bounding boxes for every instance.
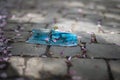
[11,42,46,56]
[25,58,67,79]
[0,0,120,79]
[70,59,109,80]
[7,57,25,77]
[51,46,81,57]
[5,23,32,31]
[5,31,30,41]
[87,43,120,58]
[109,60,120,80]
[97,34,120,46]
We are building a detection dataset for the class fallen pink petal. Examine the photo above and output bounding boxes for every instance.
[69,70,77,75]
[0,64,6,69]
[45,38,49,41]
[0,72,7,78]
[16,77,25,80]
[3,57,9,61]
[16,33,21,36]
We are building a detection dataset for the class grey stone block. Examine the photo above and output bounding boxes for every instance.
[70,59,109,80]
[5,31,30,41]
[10,42,46,56]
[50,46,81,57]
[109,60,120,80]
[4,23,16,31]
[6,57,25,77]
[87,43,120,58]
[97,34,120,46]
[5,23,33,31]
[25,58,67,79]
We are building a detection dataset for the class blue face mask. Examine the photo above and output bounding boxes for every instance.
[26,29,78,46]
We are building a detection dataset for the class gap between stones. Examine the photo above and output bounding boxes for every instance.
[104,59,115,80]
[7,56,119,80]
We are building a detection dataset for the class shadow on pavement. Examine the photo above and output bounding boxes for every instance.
[0,62,33,80]
[0,62,72,80]
[38,70,72,80]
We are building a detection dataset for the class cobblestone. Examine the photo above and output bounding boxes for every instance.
[51,46,81,57]
[7,57,25,77]
[25,58,67,79]
[11,42,46,56]
[87,43,120,58]
[70,58,109,80]
[5,31,30,41]
[109,60,120,80]
[0,0,120,80]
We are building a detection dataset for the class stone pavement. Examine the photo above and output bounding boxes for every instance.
[0,0,120,80]
[2,57,120,80]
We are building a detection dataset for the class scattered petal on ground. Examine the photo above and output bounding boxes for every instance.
[0,72,7,78]
[69,70,77,75]
[16,77,25,80]
[72,76,82,80]
[0,64,6,69]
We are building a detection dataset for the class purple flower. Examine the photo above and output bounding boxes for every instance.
[3,50,8,54]
[3,57,9,61]
[16,33,21,36]
[0,72,7,78]
[60,50,64,55]
[0,20,7,27]
[8,53,12,57]
[45,38,49,41]
[0,15,2,19]
[68,56,72,61]
[7,46,12,49]
[14,29,19,32]
[53,39,56,42]
[0,64,6,69]
[2,15,7,19]
[72,76,82,80]
[20,27,24,30]
[0,39,3,42]
[0,11,11,64]
[0,58,3,62]
[16,77,25,80]
[69,70,77,75]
